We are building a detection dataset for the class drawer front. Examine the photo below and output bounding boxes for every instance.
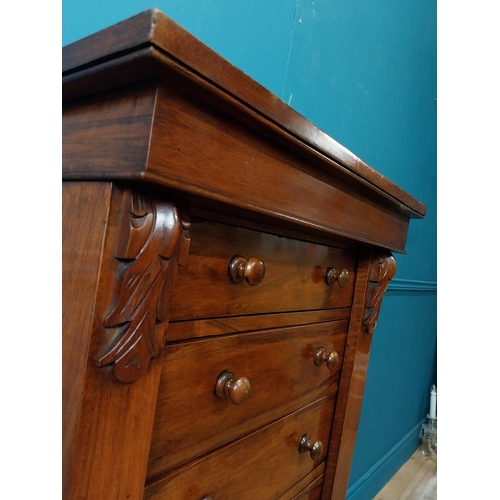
[147,321,348,478]
[278,468,324,500]
[285,476,323,500]
[144,396,334,500]
[169,220,357,320]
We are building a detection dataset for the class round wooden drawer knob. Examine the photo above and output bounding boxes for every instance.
[299,434,324,460]
[314,347,340,370]
[228,255,266,286]
[325,267,349,287]
[215,370,251,405]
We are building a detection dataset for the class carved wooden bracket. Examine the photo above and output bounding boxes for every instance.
[96,189,190,383]
[363,252,397,335]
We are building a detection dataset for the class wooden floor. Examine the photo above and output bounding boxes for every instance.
[373,443,437,500]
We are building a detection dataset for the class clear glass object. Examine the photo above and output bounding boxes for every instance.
[419,385,437,456]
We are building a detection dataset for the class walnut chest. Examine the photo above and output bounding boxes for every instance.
[62,9,426,500]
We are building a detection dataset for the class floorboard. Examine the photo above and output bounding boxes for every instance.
[373,443,437,500]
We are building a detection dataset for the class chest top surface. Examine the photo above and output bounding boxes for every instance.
[62,8,425,252]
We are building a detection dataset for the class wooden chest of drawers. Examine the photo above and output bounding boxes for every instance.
[62,10,426,500]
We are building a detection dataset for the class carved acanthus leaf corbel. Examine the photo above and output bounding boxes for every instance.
[363,252,397,335]
[96,189,190,383]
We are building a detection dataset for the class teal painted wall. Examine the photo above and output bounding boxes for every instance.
[63,2,437,498]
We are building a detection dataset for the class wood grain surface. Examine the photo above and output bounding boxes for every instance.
[288,475,324,500]
[62,9,426,219]
[62,80,157,174]
[323,250,396,500]
[144,396,335,500]
[169,219,357,320]
[64,185,168,499]
[279,468,324,500]
[374,444,437,500]
[62,181,112,495]
[166,308,350,342]
[148,321,347,478]
[63,55,413,251]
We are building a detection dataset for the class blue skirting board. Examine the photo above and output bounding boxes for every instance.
[346,419,426,500]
